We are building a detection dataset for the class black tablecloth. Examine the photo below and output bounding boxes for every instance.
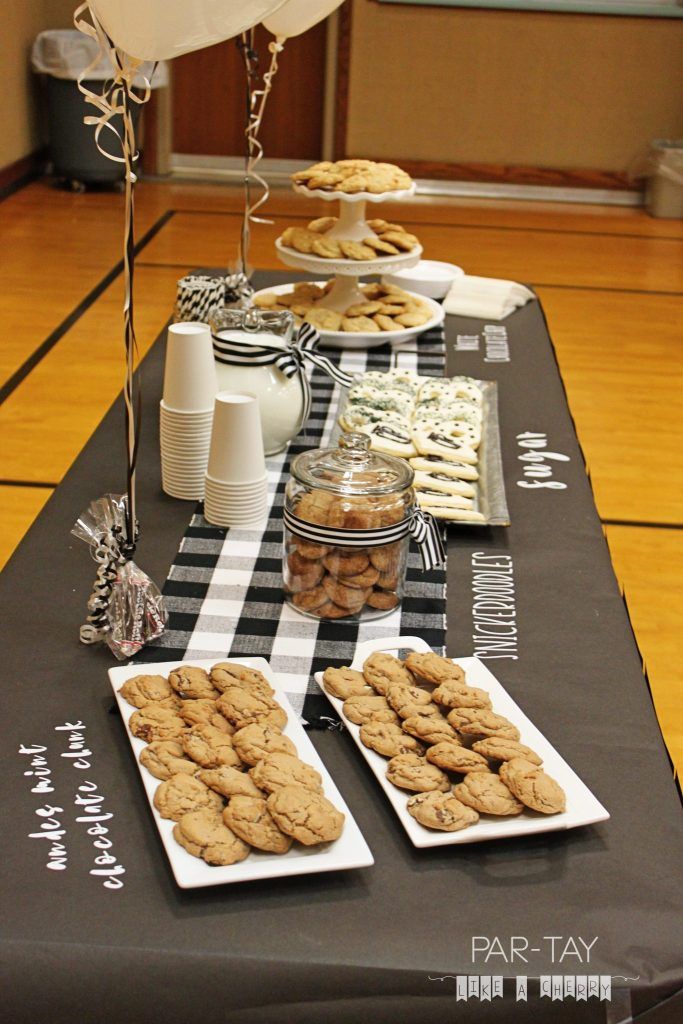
[1,272,681,1024]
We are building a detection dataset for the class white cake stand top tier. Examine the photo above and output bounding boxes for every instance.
[292,182,416,205]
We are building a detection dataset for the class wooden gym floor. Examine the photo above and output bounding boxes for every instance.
[1,178,681,776]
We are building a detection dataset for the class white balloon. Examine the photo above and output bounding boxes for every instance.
[263,0,345,40]
[88,0,289,61]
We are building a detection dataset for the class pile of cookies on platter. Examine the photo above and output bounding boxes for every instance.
[322,650,566,832]
[339,367,486,522]
[292,159,413,195]
[280,217,420,260]
[285,488,406,618]
[253,280,433,334]
[119,663,345,866]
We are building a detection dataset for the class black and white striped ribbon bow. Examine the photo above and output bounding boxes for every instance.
[212,322,354,424]
[283,505,446,572]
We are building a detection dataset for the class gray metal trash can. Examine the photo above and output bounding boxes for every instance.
[645,140,683,220]
[31,30,168,186]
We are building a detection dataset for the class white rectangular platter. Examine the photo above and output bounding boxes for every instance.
[315,636,609,849]
[109,657,374,888]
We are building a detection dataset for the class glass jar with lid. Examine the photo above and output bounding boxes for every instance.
[283,432,416,621]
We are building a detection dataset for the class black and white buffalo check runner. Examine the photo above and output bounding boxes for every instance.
[135,327,447,726]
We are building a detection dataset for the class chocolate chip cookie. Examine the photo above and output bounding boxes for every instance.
[361,652,414,695]
[432,682,492,710]
[385,752,450,792]
[266,785,345,845]
[153,773,224,821]
[359,721,425,758]
[322,666,371,700]
[453,773,524,816]
[169,666,219,701]
[119,674,178,709]
[471,737,543,765]
[405,651,466,686]
[197,765,264,800]
[139,740,199,781]
[249,752,323,794]
[231,723,297,767]
[407,791,479,832]
[178,698,234,734]
[223,796,293,854]
[173,808,250,865]
[210,662,275,699]
[446,708,521,740]
[129,705,186,743]
[386,682,434,718]
[425,742,491,774]
[499,758,566,814]
[401,715,459,745]
[181,724,243,770]
[216,686,288,731]
[342,694,399,726]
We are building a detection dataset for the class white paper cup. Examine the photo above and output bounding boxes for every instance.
[160,401,214,420]
[204,499,268,527]
[207,392,266,484]
[162,323,218,413]
[204,472,268,491]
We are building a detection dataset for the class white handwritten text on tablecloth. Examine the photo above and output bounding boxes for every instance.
[18,720,126,889]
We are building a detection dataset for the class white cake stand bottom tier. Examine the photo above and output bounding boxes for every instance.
[251,282,445,350]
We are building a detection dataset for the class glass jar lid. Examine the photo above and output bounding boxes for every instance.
[291,432,414,495]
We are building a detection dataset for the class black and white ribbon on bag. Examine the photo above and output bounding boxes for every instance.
[212,322,354,424]
[283,505,446,572]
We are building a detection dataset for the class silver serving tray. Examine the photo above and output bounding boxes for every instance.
[336,376,509,527]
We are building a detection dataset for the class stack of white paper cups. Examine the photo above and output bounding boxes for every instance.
[160,322,218,500]
[204,392,268,527]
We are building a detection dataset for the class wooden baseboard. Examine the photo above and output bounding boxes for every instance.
[0,149,46,198]
[351,157,636,192]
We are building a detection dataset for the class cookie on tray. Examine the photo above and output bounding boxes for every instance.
[405,651,466,687]
[129,705,186,744]
[385,682,434,718]
[249,752,323,794]
[432,683,492,711]
[322,666,371,700]
[362,652,414,695]
[407,791,479,832]
[153,773,224,821]
[197,765,263,800]
[453,773,524,816]
[266,785,345,845]
[173,808,250,865]
[210,663,275,699]
[401,715,460,746]
[223,796,293,854]
[359,721,425,758]
[342,694,400,726]
[168,666,219,701]
[425,741,491,775]
[499,758,566,815]
[178,698,234,734]
[216,686,287,731]
[385,752,450,793]
[139,740,199,781]
[231,723,297,767]
[181,724,243,770]
[119,674,177,709]
[446,708,521,741]
[471,737,543,766]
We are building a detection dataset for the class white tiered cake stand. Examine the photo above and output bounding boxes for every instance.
[258,181,444,350]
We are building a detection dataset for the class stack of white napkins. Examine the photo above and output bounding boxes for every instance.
[443,275,535,320]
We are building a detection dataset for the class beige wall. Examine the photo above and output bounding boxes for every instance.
[346,1,683,173]
[0,0,78,170]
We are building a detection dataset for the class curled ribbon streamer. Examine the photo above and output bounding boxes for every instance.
[74,2,154,551]
[237,33,285,276]
[211,321,354,426]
